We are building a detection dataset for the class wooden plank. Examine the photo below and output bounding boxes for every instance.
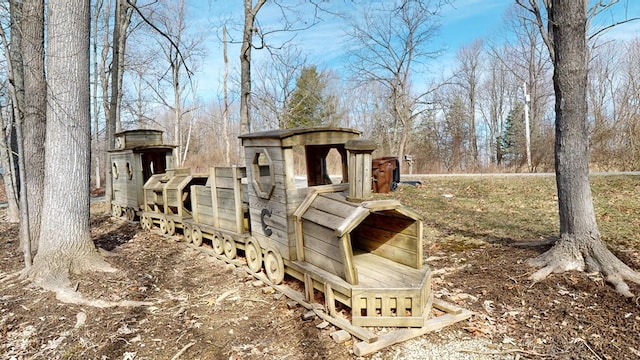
[281,132,359,147]
[294,191,318,262]
[214,177,236,189]
[250,270,378,343]
[359,212,418,237]
[352,310,473,357]
[339,234,357,285]
[302,222,342,264]
[304,247,346,279]
[361,199,401,211]
[432,298,464,315]
[191,185,200,223]
[352,222,418,251]
[311,194,357,219]
[352,252,426,287]
[304,273,314,303]
[301,207,345,230]
[324,282,336,317]
[334,206,370,237]
[232,166,244,234]
[210,167,220,228]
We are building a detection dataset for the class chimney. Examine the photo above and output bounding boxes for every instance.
[345,139,377,202]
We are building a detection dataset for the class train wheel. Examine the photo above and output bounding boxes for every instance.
[183,223,192,243]
[212,233,224,255]
[192,226,203,247]
[167,219,176,236]
[223,235,237,259]
[264,250,284,285]
[145,216,154,230]
[245,239,262,273]
[159,217,168,234]
[112,204,122,217]
[126,208,137,222]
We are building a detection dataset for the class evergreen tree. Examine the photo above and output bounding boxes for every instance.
[284,65,336,128]
[500,103,525,165]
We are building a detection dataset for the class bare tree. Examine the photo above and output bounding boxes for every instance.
[252,45,307,130]
[147,0,203,167]
[453,40,483,168]
[346,0,443,171]
[240,0,266,136]
[477,45,515,167]
[518,0,640,296]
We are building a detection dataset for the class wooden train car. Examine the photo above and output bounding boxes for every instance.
[109,127,436,329]
[138,168,208,235]
[108,130,174,221]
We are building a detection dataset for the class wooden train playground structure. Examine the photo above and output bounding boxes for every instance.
[108,127,472,356]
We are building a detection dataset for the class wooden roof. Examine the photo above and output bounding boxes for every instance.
[239,127,360,140]
[298,192,422,237]
[239,127,361,147]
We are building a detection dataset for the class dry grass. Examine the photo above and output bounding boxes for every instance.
[387,174,640,252]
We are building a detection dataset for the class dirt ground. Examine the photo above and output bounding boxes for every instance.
[2,188,640,359]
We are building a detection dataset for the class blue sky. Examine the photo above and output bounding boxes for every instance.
[187,0,640,102]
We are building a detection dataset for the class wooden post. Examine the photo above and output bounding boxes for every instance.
[345,139,376,202]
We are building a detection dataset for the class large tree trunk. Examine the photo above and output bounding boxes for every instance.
[528,0,640,297]
[30,0,112,288]
[21,0,47,252]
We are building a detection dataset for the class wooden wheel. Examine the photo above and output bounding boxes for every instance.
[159,217,168,234]
[212,233,224,255]
[223,235,237,259]
[167,219,176,236]
[264,250,284,284]
[145,215,154,230]
[126,208,137,222]
[183,223,192,243]
[245,239,262,273]
[140,215,148,230]
[112,204,122,217]
[192,226,203,247]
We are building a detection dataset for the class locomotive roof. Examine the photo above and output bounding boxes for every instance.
[239,127,360,140]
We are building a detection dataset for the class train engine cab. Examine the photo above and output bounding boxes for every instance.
[240,127,433,328]
[109,130,175,221]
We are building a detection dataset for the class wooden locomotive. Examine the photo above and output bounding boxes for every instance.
[110,127,438,329]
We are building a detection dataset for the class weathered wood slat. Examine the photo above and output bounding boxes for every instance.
[303,247,346,279]
[359,212,418,237]
[301,207,345,230]
[311,194,357,219]
[302,221,342,264]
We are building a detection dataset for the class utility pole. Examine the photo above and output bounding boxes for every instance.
[523,82,531,171]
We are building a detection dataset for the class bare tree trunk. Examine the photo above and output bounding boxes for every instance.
[30,0,112,288]
[0,112,19,222]
[240,0,266,138]
[92,0,103,189]
[105,0,122,211]
[527,0,640,297]
[21,0,47,254]
[222,25,231,166]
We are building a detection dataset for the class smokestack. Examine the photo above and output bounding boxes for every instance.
[345,139,377,202]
